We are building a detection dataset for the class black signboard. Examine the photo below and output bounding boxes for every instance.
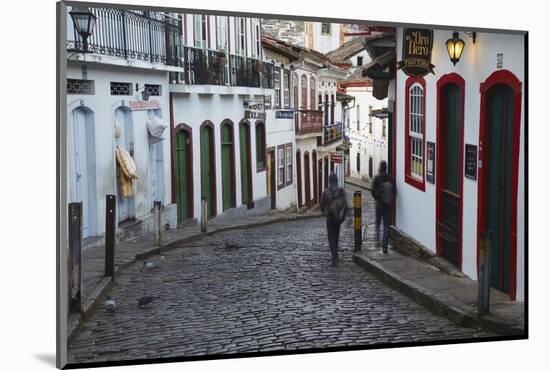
[398,28,435,77]
[275,110,294,119]
[426,141,435,184]
[465,144,478,180]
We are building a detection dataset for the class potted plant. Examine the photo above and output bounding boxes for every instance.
[216,49,227,66]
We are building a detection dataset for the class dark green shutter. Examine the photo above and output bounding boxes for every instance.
[175,130,190,221]
[221,125,234,210]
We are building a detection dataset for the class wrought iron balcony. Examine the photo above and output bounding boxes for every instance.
[170,46,274,88]
[66,7,181,67]
[294,110,323,136]
[321,122,343,146]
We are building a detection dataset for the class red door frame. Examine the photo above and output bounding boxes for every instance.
[304,151,311,208]
[477,69,522,301]
[435,73,465,271]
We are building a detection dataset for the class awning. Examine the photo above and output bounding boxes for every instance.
[147,116,167,143]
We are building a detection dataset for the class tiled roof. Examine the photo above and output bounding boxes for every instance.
[325,37,366,64]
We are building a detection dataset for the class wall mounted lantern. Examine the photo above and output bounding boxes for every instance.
[446,31,465,66]
[69,7,97,52]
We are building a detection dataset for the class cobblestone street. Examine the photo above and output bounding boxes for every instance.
[68,185,491,364]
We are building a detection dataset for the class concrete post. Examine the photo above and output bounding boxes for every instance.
[478,231,492,317]
[201,197,207,234]
[354,191,362,253]
[105,195,116,279]
[68,202,83,314]
[154,201,162,246]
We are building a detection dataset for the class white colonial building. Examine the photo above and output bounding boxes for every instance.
[65,6,180,240]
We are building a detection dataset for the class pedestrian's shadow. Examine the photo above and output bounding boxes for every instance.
[33,353,56,366]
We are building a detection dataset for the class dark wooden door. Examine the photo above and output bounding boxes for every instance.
[369,157,373,179]
[267,150,276,209]
[201,126,215,217]
[318,159,323,202]
[240,123,252,206]
[296,151,302,207]
[437,83,462,268]
[175,130,191,221]
[312,151,318,204]
[486,84,515,293]
[221,125,235,211]
[304,152,311,208]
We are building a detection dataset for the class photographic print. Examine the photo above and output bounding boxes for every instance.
[57,1,527,367]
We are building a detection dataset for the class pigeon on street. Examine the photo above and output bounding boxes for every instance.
[104,295,116,313]
[137,296,158,308]
[142,261,158,270]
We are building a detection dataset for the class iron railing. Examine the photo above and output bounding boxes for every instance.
[294,110,323,135]
[437,190,460,267]
[66,7,181,66]
[171,46,274,88]
[322,122,343,145]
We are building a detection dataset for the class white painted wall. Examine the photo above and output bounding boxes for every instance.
[66,62,174,237]
[395,28,525,300]
[307,22,342,54]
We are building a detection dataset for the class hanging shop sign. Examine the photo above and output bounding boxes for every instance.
[426,141,435,184]
[275,110,294,119]
[331,153,343,164]
[129,100,161,111]
[465,144,478,180]
[398,28,435,77]
[244,100,266,120]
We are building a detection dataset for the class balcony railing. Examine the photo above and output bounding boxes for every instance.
[322,122,343,145]
[294,110,323,136]
[66,8,181,67]
[171,46,274,88]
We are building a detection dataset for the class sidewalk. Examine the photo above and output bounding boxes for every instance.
[345,176,372,190]
[353,225,525,336]
[68,208,323,341]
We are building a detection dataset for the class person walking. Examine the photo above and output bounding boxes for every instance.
[320,173,348,266]
[371,160,396,253]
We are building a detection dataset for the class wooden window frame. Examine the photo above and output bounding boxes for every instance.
[277,144,286,190]
[310,76,316,110]
[301,74,308,110]
[283,70,291,108]
[404,76,426,192]
[285,143,293,186]
[274,68,281,109]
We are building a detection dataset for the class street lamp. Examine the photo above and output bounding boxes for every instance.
[69,7,97,52]
[446,31,465,66]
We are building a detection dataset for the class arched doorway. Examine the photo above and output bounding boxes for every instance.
[115,106,136,223]
[436,73,465,269]
[200,121,217,218]
[174,124,193,222]
[68,105,97,238]
[304,151,311,208]
[477,70,522,300]
[239,120,253,207]
[220,120,236,211]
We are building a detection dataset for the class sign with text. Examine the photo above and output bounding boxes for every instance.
[465,144,478,180]
[275,110,294,119]
[331,153,343,164]
[398,28,435,77]
[129,100,161,111]
[426,141,435,184]
[244,100,266,120]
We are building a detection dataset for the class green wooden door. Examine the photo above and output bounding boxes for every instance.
[438,83,462,267]
[240,123,250,205]
[201,126,213,217]
[175,130,190,222]
[487,84,514,293]
[221,125,234,210]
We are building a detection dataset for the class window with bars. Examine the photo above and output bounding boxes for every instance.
[144,84,162,96]
[274,68,281,108]
[278,146,285,186]
[286,144,293,185]
[408,82,424,181]
[67,79,95,95]
[110,82,133,95]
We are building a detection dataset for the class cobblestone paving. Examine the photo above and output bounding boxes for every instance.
[68,185,491,364]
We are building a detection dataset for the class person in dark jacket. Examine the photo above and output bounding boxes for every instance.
[371,161,396,253]
[320,173,348,266]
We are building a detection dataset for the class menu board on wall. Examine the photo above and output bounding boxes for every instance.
[426,141,435,184]
[465,144,478,180]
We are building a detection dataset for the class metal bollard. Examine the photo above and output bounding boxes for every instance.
[68,202,83,314]
[354,191,362,253]
[154,201,162,246]
[478,231,492,317]
[201,197,207,234]
[105,195,116,279]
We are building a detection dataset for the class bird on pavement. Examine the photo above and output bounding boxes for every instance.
[137,296,158,308]
[104,295,116,313]
[142,261,159,271]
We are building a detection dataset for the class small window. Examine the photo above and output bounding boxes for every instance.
[405,77,426,191]
[321,23,331,35]
[278,146,285,187]
[67,79,94,95]
[144,84,162,96]
[286,144,293,185]
[110,82,132,95]
[357,56,363,66]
